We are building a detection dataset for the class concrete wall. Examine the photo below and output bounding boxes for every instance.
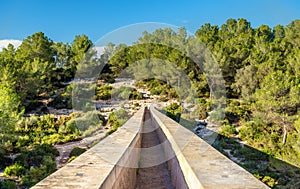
[149,106,270,189]
[148,109,189,189]
[32,107,145,189]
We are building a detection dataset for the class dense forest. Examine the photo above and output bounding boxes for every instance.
[0,18,299,188]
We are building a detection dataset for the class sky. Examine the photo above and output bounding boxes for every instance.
[0,0,300,46]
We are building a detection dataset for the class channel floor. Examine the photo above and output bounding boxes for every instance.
[135,109,174,189]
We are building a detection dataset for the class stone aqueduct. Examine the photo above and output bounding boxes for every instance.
[33,106,269,189]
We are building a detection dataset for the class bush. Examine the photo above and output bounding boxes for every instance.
[15,144,59,169]
[70,147,86,157]
[129,89,143,100]
[165,103,181,122]
[194,98,209,119]
[14,113,83,148]
[36,144,60,157]
[42,133,62,145]
[4,164,26,177]
[40,155,57,174]
[96,85,112,100]
[20,155,57,187]
[107,109,130,134]
[219,124,236,137]
[138,79,177,99]
[61,134,80,143]
[106,128,117,135]
[64,119,79,134]
[208,107,225,124]
[111,86,142,100]
[225,99,251,123]
[98,73,115,83]
[218,139,228,149]
[21,167,45,187]
[242,161,257,170]
[71,111,103,132]
[0,179,17,189]
[48,85,73,109]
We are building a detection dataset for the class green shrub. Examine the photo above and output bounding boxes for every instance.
[40,155,57,174]
[107,109,130,133]
[48,84,73,109]
[36,144,60,157]
[70,147,86,157]
[138,79,177,99]
[20,155,57,187]
[72,111,103,132]
[165,103,181,122]
[98,73,115,83]
[96,85,112,100]
[238,147,252,155]
[42,133,63,145]
[82,125,101,137]
[219,124,236,137]
[112,86,142,100]
[61,134,81,143]
[218,139,228,149]
[225,100,250,123]
[209,107,225,124]
[64,119,79,133]
[129,89,143,100]
[242,161,257,170]
[4,164,26,177]
[14,113,83,148]
[21,167,45,187]
[15,144,59,169]
[193,98,209,119]
[0,179,17,189]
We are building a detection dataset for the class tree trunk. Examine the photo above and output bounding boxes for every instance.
[282,124,287,145]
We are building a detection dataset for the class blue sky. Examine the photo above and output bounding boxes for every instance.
[0,0,300,43]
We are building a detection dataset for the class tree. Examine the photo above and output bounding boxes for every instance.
[70,34,96,78]
[195,23,219,48]
[15,32,55,63]
[0,84,23,147]
[232,64,258,99]
[253,69,299,145]
[52,42,72,81]
[7,32,58,99]
[273,25,285,39]
[285,20,300,47]
[0,44,19,89]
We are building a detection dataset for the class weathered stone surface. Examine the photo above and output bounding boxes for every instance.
[150,106,270,189]
[33,105,269,189]
[32,107,145,189]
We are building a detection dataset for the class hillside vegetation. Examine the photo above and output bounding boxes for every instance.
[0,18,299,188]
